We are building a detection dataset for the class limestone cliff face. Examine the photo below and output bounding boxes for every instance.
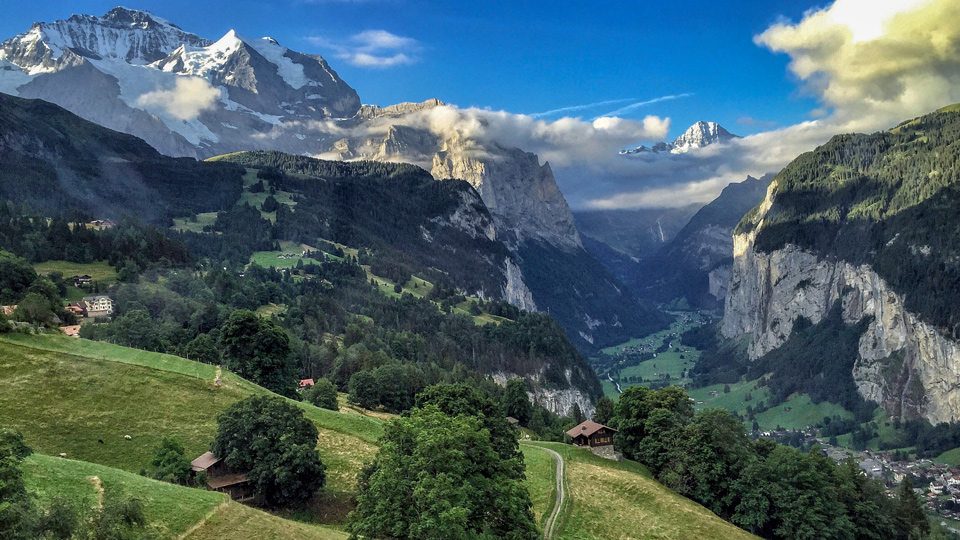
[431,137,582,251]
[722,184,960,424]
[491,371,594,419]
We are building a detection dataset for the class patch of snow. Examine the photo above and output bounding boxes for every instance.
[221,122,238,129]
[295,133,305,140]
[0,60,33,94]
[247,36,308,89]
[219,87,283,125]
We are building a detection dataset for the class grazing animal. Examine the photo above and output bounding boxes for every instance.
[98,439,104,444]
[124,435,132,440]
[58,453,66,458]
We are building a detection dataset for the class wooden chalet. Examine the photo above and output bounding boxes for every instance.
[506,416,520,427]
[191,451,253,501]
[566,420,617,448]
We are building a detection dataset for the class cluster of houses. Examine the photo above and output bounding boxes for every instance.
[67,295,114,319]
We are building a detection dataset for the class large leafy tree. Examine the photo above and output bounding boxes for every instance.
[212,396,325,507]
[612,385,693,461]
[0,430,36,540]
[0,250,36,304]
[415,383,520,464]
[220,310,296,397]
[501,378,532,424]
[349,406,537,540]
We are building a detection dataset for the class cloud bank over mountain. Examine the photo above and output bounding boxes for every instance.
[561,0,960,210]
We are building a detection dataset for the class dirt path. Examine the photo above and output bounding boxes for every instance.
[88,476,103,510]
[540,447,566,540]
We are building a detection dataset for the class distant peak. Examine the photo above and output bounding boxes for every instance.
[100,7,177,29]
[620,121,739,156]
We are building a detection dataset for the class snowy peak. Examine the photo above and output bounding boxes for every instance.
[0,7,210,69]
[671,121,738,152]
[620,121,739,155]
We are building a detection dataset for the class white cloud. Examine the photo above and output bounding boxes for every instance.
[573,0,960,210]
[135,77,219,121]
[756,0,960,130]
[308,30,420,68]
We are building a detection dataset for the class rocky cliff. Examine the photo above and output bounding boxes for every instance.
[620,174,772,308]
[722,111,960,425]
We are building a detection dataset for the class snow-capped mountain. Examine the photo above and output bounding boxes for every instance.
[620,121,739,155]
[0,7,360,157]
[0,7,658,352]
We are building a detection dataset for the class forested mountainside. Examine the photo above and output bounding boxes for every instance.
[0,93,243,223]
[0,95,602,416]
[722,104,960,423]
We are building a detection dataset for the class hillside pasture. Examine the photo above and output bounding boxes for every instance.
[0,336,381,496]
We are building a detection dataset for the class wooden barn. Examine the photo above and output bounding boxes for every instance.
[191,451,253,501]
[566,420,617,448]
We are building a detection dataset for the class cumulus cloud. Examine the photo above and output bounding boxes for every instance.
[308,30,420,68]
[575,0,960,209]
[397,105,672,168]
[136,77,219,121]
[756,0,960,130]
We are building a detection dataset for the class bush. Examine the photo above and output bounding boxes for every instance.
[303,378,338,411]
[151,437,192,484]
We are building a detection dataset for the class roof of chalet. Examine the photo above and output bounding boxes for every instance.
[206,472,250,489]
[191,451,220,472]
[299,379,315,388]
[565,420,617,439]
[60,325,81,337]
[506,417,520,425]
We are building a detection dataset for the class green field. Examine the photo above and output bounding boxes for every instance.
[173,212,218,233]
[520,444,557,527]
[238,168,297,222]
[34,260,119,283]
[754,394,853,431]
[523,442,759,540]
[0,334,382,497]
[22,453,348,539]
[24,453,227,538]
[597,312,713,397]
[688,379,853,431]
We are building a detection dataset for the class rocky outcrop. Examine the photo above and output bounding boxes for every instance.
[722,184,960,424]
[432,137,582,251]
[491,371,595,419]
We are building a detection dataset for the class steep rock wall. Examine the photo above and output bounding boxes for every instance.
[722,233,960,424]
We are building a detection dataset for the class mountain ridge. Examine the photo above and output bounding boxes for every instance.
[620,121,739,155]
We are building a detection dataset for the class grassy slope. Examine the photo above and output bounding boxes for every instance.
[523,442,759,540]
[520,445,556,527]
[23,453,347,540]
[0,334,381,494]
[186,502,348,540]
[34,260,118,283]
[23,453,226,538]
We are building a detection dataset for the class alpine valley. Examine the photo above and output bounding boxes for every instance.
[2,4,960,540]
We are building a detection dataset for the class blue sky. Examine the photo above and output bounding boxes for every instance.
[0,0,823,141]
[5,1,958,208]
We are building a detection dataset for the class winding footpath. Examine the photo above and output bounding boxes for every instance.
[540,447,566,540]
